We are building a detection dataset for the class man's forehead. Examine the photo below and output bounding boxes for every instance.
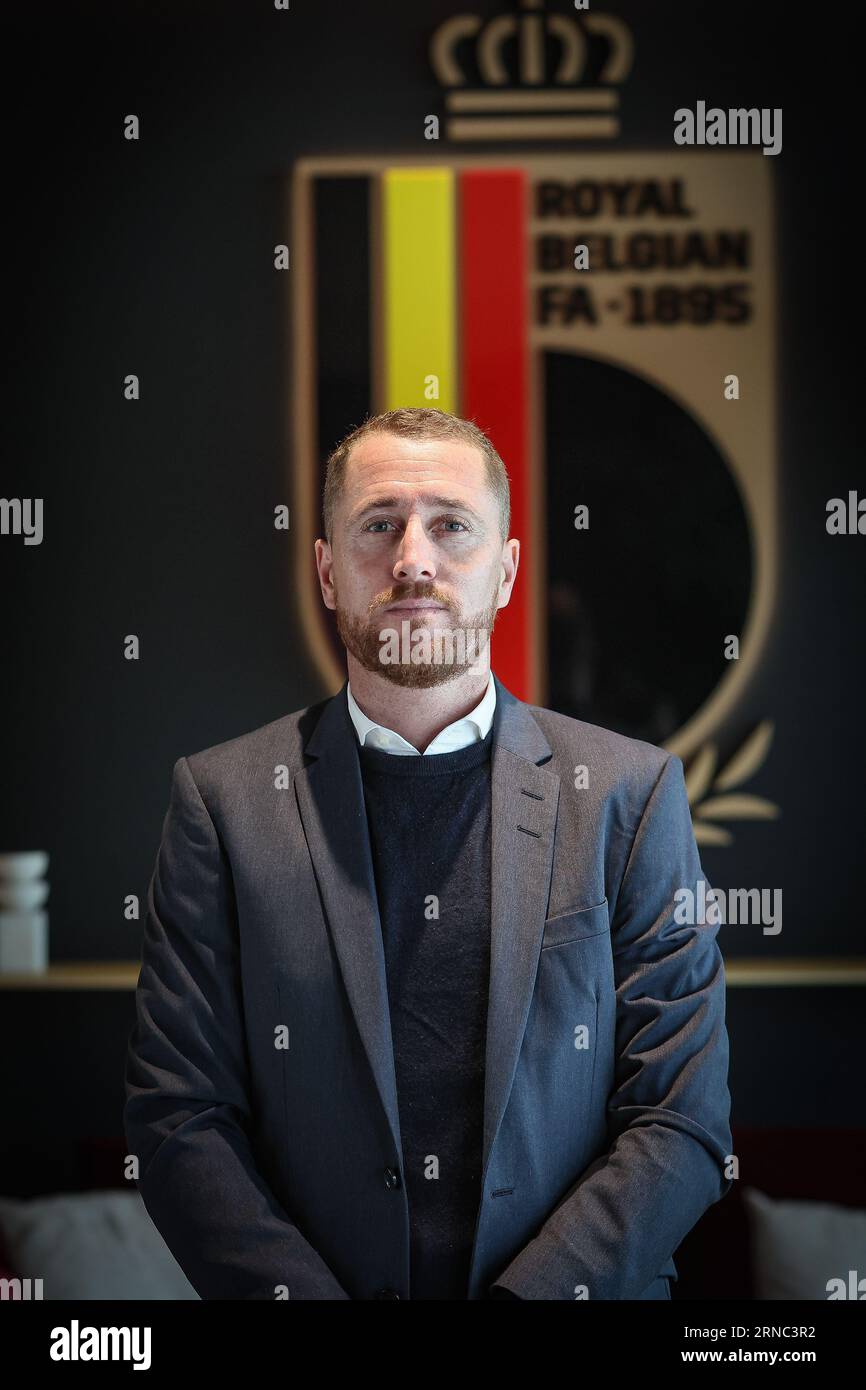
[347,434,484,477]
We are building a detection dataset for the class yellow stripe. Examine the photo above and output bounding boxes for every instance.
[382,168,455,410]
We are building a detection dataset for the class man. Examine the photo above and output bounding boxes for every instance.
[124,406,733,1300]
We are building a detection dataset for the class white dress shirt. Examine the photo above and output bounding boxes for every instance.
[346,673,496,755]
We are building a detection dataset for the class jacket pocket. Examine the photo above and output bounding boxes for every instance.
[541,897,610,950]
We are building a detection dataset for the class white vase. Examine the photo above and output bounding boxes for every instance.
[0,911,49,972]
[0,851,50,881]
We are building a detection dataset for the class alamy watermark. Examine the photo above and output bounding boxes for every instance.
[1,497,43,545]
[674,103,782,157]
[378,619,490,673]
[1,1275,43,1300]
[674,879,782,935]
[49,1321,151,1369]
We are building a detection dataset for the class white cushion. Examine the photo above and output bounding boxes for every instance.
[0,1188,199,1300]
[742,1185,866,1300]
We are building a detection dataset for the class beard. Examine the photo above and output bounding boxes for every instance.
[333,576,501,689]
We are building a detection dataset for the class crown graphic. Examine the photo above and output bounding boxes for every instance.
[429,0,634,142]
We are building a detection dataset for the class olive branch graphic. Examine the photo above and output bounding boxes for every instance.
[684,720,780,847]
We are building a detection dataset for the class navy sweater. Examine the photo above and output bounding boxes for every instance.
[357,728,494,1299]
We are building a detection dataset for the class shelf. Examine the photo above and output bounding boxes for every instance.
[0,958,865,990]
[0,961,140,990]
[724,957,866,986]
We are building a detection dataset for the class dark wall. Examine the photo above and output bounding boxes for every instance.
[1,0,863,1170]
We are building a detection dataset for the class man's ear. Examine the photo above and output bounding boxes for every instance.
[314,538,336,610]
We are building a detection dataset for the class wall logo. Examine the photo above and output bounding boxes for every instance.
[430,0,634,144]
[290,2,779,846]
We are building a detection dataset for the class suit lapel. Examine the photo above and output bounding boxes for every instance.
[294,685,403,1158]
[482,676,560,1175]
[294,674,560,1180]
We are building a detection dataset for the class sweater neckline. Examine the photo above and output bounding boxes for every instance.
[356,725,493,776]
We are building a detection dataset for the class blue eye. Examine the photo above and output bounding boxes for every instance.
[362,517,469,534]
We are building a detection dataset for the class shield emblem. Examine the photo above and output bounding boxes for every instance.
[290,151,776,763]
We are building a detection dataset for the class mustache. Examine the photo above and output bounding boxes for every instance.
[369,584,454,616]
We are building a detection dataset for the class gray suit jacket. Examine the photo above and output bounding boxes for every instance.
[124,673,733,1300]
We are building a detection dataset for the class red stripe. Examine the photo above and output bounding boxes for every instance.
[459,168,532,701]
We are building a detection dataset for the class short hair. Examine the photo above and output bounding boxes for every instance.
[321,407,511,546]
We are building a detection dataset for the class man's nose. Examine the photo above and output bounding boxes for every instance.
[393,515,437,582]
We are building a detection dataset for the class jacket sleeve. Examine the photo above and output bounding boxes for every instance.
[124,755,351,1300]
[489,753,733,1300]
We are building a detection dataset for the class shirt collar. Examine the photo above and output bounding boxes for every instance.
[345,673,496,755]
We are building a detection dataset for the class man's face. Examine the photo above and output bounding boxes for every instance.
[315,432,519,688]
